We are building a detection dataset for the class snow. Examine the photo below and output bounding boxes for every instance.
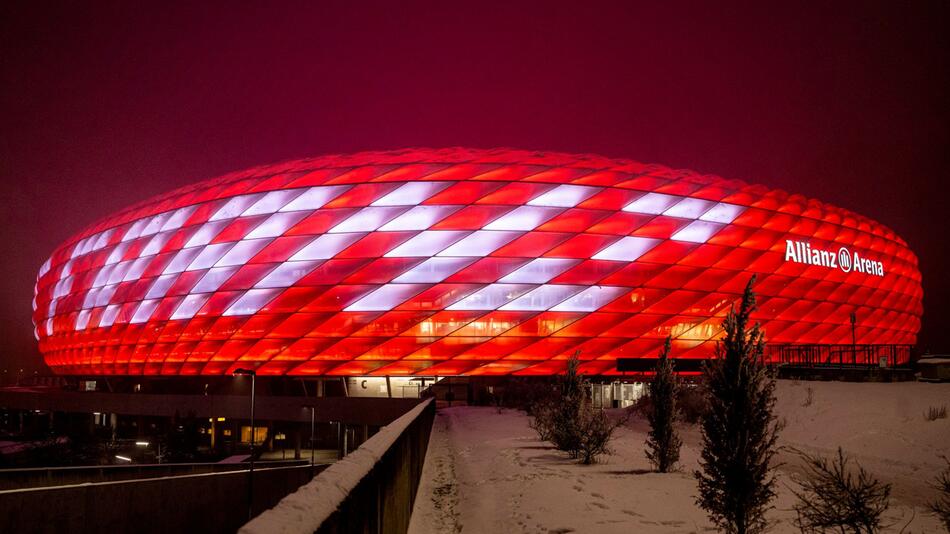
[409,380,950,533]
[240,399,433,534]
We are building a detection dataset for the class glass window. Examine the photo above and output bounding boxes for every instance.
[591,236,661,261]
[437,230,522,257]
[484,206,562,231]
[446,284,535,310]
[214,238,272,267]
[328,206,408,233]
[371,181,450,206]
[279,185,351,212]
[378,205,460,231]
[498,258,580,283]
[527,184,601,207]
[384,230,470,258]
[391,257,476,283]
[242,189,306,216]
[622,193,681,215]
[222,288,282,316]
[550,285,629,312]
[500,284,585,311]
[345,284,427,311]
[254,260,320,288]
[289,233,365,261]
[210,193,265,221]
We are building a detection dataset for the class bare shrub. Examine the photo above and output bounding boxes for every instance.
[925,405,947,421]
[802,387,814,408]
[576,399,623,464]
[930,457,950,531]
[790,447,891,534]
[677,383,707,423]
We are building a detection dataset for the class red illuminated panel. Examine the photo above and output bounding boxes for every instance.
[34,148,923,375]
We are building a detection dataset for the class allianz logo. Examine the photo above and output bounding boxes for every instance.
[784,240,884,277]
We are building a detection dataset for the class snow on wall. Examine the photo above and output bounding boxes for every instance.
[240,398,433,534]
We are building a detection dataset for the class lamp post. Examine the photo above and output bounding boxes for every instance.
[233,368,256,521]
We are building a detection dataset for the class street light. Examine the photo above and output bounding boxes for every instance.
[233,368,256,521]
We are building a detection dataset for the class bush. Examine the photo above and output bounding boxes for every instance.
[925,405,947,421]
[930,457,950,531]
[677,383,707,423]
[790,447,891,534]
[576,399,621,464]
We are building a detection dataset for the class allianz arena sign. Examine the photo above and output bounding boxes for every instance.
[784,240,885,277]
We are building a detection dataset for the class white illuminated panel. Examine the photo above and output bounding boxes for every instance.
[191,266,239,293]
[160,206,198,232]
[242,189,305,216]
[446,284,535,310]
[528,184,601,207]
[105,242,131,266]
[140,212,172,238]
[385,231,470,258]
[163,247,203,274]
[187,243,235,271]
[436,230,522,257]
[130,299,160,324]
[699,202,745,223]
[550,285,629,312]
[392,257,476,283]
[92,229,113,251]
[140,231,174,257]
[498,258,580,284]
[245,211,308,239]
[371,182,450,206]
[75,309,91,330]
[184,220,229,248]
[623,193,681,215]
[122,256,153,282]
[671,221,724,243]
[60,260,73,278]
[254,260,321,288]
[92,264,116,288]
[210,194,265,221]
[82,287,101,309]
[345,284,428,311]
[214,238,272,267]
[664,198,715,219]
[279,185,350,212]
[290,233,365,261]
[483,206,562,231]
[378,205,460,231]
[121,218,149,242]
[500,284,585,311]
[329,206,408,233]
[222,288,282,316]
[171,293,211,320]
[591,236,660,261]
[95,284,118,307]
[146,274,179,299]
[106,261,133,285]
[99,304,121,327]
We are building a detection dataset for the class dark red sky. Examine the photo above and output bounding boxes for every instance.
[2,1,948,372]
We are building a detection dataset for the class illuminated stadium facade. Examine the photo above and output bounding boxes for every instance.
[33,148,923,376]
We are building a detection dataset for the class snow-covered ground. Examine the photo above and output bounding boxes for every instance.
[408,380,950,533]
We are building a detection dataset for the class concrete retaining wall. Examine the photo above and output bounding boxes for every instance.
[241,398,435,534]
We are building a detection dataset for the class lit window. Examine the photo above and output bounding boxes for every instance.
[498,258,580,284]
[184,220,229,248]
[214,239,272,267]
[484,206,562,231]
[670,221,724,243]
[222,288,282,316]
[391,257,476,283]
[527,184,601,207]
[186,243,235,271]
[146,274,179,299]
[663,198,715,219]
[210,194,265,221]
[160,206,198,232]
[279,185,351,212]
[500,284,585,311]
[244,212,308,239]
[371,182,450,206]
[289,233,365,261]
[622,193,681,214]
[591,236,660,261]
[384,230,470,257]
[446,284,535,310]
[329,206,408,233]
[242,189,306,216]
[550,286,629,312]
[345,284,427,311]
[378,205,460,231]
[163,247,203,274]
[437,230,522,257]
[191,266,240,293]
[254,260,320,288]
[130,299,161,324]
[170,293,211,320]
[698,202,745,223]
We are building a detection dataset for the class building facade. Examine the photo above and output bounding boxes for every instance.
[33,148,922,376]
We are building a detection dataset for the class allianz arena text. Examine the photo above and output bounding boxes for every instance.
[33,149,923,376]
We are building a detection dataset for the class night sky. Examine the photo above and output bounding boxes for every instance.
[2,2,947,373]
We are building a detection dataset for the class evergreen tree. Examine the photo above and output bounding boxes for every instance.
[645,336,682,472]
[695,275,781,534]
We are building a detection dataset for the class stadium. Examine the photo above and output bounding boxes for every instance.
[33,148,923,377]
